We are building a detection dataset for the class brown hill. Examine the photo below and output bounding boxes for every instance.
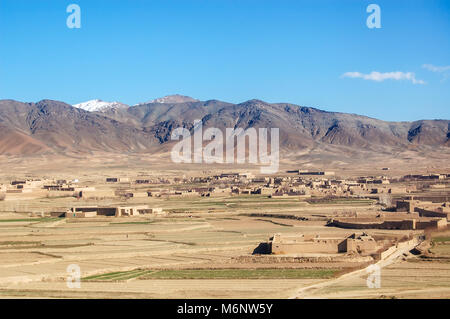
[0,99,161,154]
[0,98,448,160]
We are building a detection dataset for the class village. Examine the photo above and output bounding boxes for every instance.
[0,168,449,298]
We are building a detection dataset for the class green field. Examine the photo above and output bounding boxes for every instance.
[0,217,59,223]
[432,236,450,243]
[307,198,374,205]
[83,268,339,282]
[110,221,155,225]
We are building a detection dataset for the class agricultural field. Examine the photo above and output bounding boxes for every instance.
[83,268,339,281]
[0,191,382,299]
[0,163,448,299]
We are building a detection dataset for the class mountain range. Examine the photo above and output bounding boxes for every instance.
[0,95,448,161]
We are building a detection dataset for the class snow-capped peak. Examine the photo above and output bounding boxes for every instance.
[73,99,129,112]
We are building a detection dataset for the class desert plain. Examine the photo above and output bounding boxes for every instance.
[0,154,449,299]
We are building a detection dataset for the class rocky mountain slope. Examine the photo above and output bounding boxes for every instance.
[0,96,448,158]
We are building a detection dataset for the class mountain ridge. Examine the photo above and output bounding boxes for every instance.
[0,97,448,158]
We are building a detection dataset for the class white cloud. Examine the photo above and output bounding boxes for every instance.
[342,71,425,85]
[422,64,450,82]
[422,64,450,73]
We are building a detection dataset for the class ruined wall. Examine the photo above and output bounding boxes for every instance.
[415,207,449,221]
[381,212,419,219]
[331,218,416,230]
[396,200,414,213]
[65,211,97,218]
[382,219,416,230]
[96,207,116,216]
[346,238,378,254]
[331,219,383,229]
[332,217,445,230]
[416,218,447,230]
[236,255,373,263]
[271,240,342,254]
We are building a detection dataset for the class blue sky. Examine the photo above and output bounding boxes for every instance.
[0,0,449,121]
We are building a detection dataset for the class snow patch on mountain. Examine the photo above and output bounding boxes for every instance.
[73,99,129,112]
